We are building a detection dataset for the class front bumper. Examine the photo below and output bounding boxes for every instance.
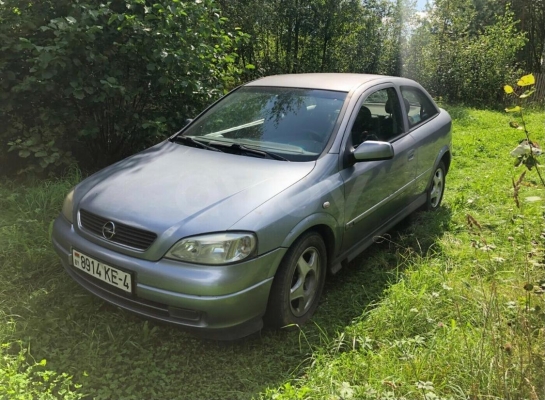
[52,216,286,339]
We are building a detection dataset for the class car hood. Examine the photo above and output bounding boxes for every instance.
[76,141,315,241]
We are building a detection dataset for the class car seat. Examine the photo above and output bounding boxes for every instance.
[351,106,376,147]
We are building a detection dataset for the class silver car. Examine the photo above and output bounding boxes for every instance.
[52,74,452,339]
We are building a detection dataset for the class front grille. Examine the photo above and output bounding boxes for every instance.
[79,209,157,250]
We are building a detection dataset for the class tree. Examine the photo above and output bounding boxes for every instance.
[0,0,245,174]
[404,0,526,104]
[217,0,407,77]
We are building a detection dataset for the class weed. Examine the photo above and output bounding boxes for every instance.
[0,341,84,400]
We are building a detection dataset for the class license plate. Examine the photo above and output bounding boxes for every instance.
[72,250,132,293]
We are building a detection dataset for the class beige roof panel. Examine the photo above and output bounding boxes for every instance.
[245,73,387,92]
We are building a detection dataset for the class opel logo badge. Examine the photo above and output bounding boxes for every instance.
[101,221,116,240]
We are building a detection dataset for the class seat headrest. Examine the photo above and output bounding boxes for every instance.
[385,98,393,114]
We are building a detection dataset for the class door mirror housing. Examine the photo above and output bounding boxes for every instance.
[353,141,394,162]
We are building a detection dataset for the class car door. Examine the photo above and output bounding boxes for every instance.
[400,85,442,194]
[339,84,417,254]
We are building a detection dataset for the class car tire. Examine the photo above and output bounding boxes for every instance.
[265,231,327,329]
[423,161,446,211]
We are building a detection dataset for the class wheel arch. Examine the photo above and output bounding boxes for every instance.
[440,149,452,174]
[264,222,333,328]
[279,213,340,273]
[427,145,451,190]
[306,224,335,271]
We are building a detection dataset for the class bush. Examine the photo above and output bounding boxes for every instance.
[0,0,246,175]
[0,342,84,400]
[404,5,526,106]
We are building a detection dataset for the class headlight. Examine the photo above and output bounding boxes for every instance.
[165,232,257,265]
[62,188,75,224]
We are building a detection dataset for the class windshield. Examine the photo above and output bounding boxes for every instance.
[181,87,347,161]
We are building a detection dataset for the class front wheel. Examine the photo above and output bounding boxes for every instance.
[423,161,446,211]
[265,232,327,328]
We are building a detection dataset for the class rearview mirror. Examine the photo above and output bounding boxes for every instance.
[184,118,193,127]
[353,141,394,162]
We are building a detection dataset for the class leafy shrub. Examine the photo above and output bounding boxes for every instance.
[0,342,84,400]
[0,0,246,175]
[404,5,526,106]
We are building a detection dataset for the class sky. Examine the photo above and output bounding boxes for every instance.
[416,0,429,11]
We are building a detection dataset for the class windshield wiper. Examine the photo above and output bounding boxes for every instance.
[216,142,289,161]
[171,135,288,161]
[170,136,223,152]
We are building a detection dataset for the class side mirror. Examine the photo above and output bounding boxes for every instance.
[184,118,193,127]
[353,140,394,162]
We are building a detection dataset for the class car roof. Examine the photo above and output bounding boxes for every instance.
[244,73,393,92]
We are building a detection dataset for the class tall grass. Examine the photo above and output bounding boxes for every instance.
[262,108,545,399]
[0,170,84,399]
[0,109,543,399]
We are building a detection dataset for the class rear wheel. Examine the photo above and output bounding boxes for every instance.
[423,161,446,211]
[265,232,327,328]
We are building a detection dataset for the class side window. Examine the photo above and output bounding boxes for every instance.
[351,87,404,147]
[400,86,439,128]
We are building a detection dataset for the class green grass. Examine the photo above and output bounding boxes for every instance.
[1,108,544,399]
[0,177,397,399]
[262,107,545,399]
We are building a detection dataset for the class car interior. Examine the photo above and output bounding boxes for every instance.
[351,88,407,147]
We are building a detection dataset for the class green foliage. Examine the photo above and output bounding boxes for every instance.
[2,0,537,175]
[504,74,545,183]
[217,0,412,77]
[0,343,84,400]
[1,110,543,399]
[261,108,545,400]
[219,0,530,108]
[2,0,540,176]
[507,0,545,73]
[0,0,245,174]
[404,4,526,105]
[0,169,392,399]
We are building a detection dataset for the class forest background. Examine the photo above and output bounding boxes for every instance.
[0,0,543,175]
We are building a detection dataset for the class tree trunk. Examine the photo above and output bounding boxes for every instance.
[541,41,545,72]
[320,2,334,72]
[293,0,300,73]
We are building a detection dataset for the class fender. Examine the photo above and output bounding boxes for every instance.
[421,145,451,197]
[280,212,342,259]
[432,144,451,173]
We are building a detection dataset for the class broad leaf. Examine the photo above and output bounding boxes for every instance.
[517,74,535,87]
[503,85,514,94]
[73,90,85,100]
[505,106,521,113]
[520,89,535,99]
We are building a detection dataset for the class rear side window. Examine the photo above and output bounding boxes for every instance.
[400,87,438,128]
[350,87,404,147]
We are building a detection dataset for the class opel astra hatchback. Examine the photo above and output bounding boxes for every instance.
[52,73,452,339]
